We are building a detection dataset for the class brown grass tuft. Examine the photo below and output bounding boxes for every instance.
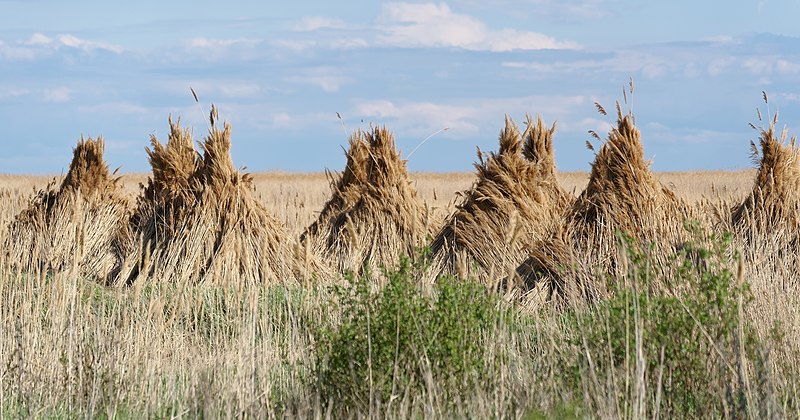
[5,136,130,282]
[428,115,572,284]
[301,125,429,275]
[120,110,328,285]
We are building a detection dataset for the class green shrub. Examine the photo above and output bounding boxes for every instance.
[313,256,508,410]
[566,224,759,417]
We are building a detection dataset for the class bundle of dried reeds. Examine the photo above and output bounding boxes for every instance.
[301,126,429,275]
[120,109,327,285]
[5,136,130,282]
[519,106,691,300]
[732,111,800,238]
[428,115,572,284]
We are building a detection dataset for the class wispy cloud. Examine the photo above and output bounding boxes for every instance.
[24,33,123,54]
[218,83,263,98]
[287,67,351,92]
[0,86,73,103]
[0,86,32,98]
[354,95,588,138]
[188,37,260,49]
[0,40,37,61]
[293,16,348,31]
[502,45,752,79]
[271,112,293,126]
[0,33,123,61]
[741,56,800,75]
[185,37,264,61]
[355,99,480,135]
[453,0,613,22]
[78,102,149,115]
[42,87,71,103]
[377,2,579,51]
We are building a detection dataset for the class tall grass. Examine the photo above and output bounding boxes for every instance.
[2,228,799,418]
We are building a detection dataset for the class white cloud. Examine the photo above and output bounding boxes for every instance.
[0,33,122,61]
[0,40,36,61]
[453,0,611,22]
[578,117,614,137]
[156,81,278,103]
[676,129,734,144]
[556,0,611,20]
[0,87,32,98]
[184,37,264,61]
[104,139,138,152]
[288,68,351,92]
[708,57,734,76]
[775,92,800,103]
[356,99,480,135]
[704,35,739,45]
[293,16,347,31]
[43,87,71,103]
[271,112,293,127]
[377,2,579,52]
[24,33,123,53]
[354,95,587,138]
[78,102,149,115]
[188,37,259,49]
[25,33,52,45]
[742,56,800,76]
[218,83,262,98]
[292,75,349,92]
[58,34,122,53]
[503,50,678,79]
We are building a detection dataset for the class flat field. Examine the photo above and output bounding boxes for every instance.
[0,170,755,237]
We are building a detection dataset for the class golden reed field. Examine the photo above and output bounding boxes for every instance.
[0,170,753,240]
[2,99,800,418]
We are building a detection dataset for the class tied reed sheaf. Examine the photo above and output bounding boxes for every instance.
[4,136,130,283]
[117,107,329,285]
[732,94,800,240]
[429,115,572,285]
[517,99,693,301]
[4,90,800,417]
[301,125,430,275]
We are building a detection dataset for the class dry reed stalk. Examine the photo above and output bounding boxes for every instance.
[519,107,692,301]
[301,126,429,275]
[4,137,130,282]
[428,115,572,283]
[120,109,329,285]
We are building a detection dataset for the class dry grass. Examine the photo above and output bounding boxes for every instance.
[118,110,327,285]
[429,115,572,284]
[3,137,129,283]
[301,126,430,275]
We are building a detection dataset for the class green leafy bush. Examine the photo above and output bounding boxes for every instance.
[313,256,508,410]
[567,225,760,417]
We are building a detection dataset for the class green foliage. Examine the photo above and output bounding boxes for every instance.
[313,256,508,410]
[566,224,760,417]
[523,401,585,420]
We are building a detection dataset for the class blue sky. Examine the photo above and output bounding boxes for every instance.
[2,1,800,174]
